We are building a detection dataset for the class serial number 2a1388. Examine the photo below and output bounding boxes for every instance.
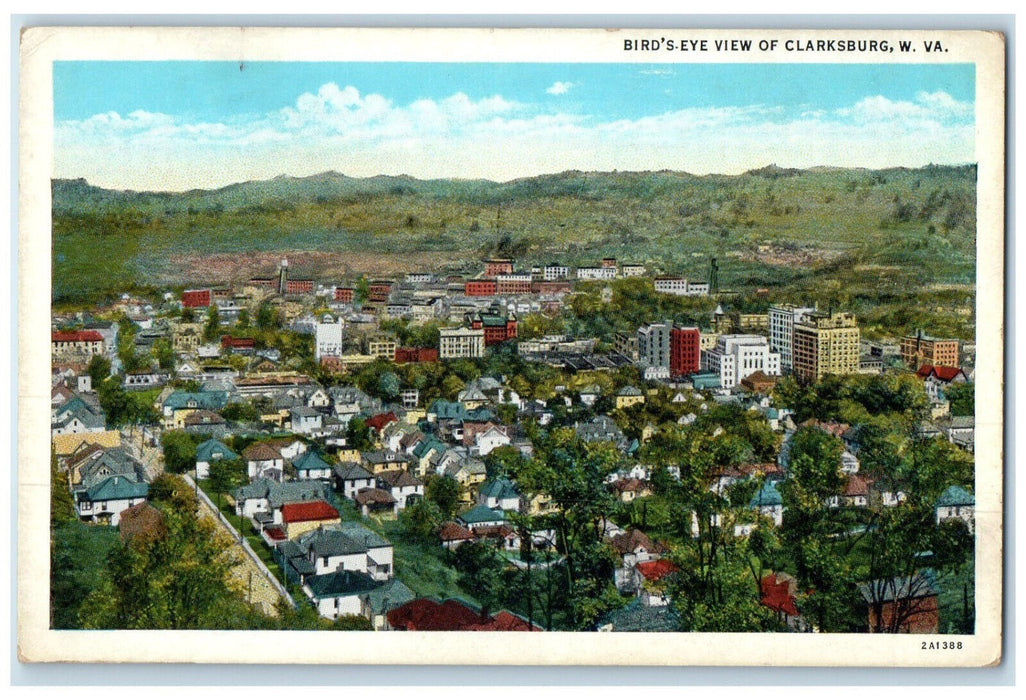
[923,641,963,650]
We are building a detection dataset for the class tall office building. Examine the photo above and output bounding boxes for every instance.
[792,311,861,383]
[768,304,816,373]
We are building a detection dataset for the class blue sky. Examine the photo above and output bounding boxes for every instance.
[53,61,976,191]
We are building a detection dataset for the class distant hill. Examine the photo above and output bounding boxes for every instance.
[52,165,977,307]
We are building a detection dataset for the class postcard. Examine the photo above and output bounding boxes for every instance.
[18,26,1004,666]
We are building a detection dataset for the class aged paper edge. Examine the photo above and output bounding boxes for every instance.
[17,26,1006,667]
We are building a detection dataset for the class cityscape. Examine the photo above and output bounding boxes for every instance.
[47,59,978,636]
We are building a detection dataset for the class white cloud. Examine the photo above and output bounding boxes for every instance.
[54,86,975,191]
[545,81,574,95]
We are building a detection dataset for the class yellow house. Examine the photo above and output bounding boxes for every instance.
[615,386,645,410]
[280,501,341,540]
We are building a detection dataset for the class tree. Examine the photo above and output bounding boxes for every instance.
[86,354,112,387]
[50,454,75,527]
[256,302,278,331]
[208,457,246,511]
[161,430,197,474]
[78,501,248,629]
[203,304,221,342]
[425,474,461,519]
[345,416,374,451]
[147,473,199,515]
[399,499,443,543]
[945,383,974,417]
[152,338,175,371]
[236,308,251,329]
[377,371,401,400]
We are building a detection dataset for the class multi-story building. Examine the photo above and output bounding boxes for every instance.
[495,273,533,295]
[613,332,639,361]
[314,315,344,361]
[439,328,486,359]
[368,281,393,304]
[366,334,398,360]
[792,311,861,383]
[670,326,701,378]
[333,286,355,304]
[484,258,514,276]
[621,264,647,277]
[900,332,960,370]
[637,322,672,374]
[542,264,569,281]
[653,278,710,297]
[285,279,315,296]
[52,330,105,362]
[576,266,617,281]
[702,334,780,389]
[768,304,816,372]
[181,289,212,308]
[465,280,498,297]
[467,307,518,346]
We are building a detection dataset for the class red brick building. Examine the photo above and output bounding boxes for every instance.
[531,280,572,295]
[181,289,212,308]
[670,326,701,377]
[465,279,498,297]
[496,275,533,295]
[333,287,355,303]
[484,258,514,276]
[394,347,439,364]
[368,281,393,303]
[468,309,518,346]
[859,573,939,634]
[285,279,314,295]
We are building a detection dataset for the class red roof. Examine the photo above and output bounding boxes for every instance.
[281,500,339,524]
[264,526,287,542]
[635,559,679,581]
[52,330,103,343]
[387,598,542,631]
[917,365,965,382]
[365,412,398,433]
[221,335,255,349]
[438,521,475,542]
[843,474,873,497]
[761,573,801,618]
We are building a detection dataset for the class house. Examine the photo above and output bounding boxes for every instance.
[858,573,939,634]
[362,450,409,475]
[472,424,511,456]
[915,364,969,403]
[596,599,679,632]
[290,406,324,435]
[615,386,645,409]
[365,411,398,436]
[750,480,784,526]
[760,572,811,632]
[280,500,341,539]
[68,446,143,488]
[360,578,417,630]
[376,470,424,510]
[575,415,629,453]
[438,521,477,549]
[386,597,542,631]
[73,474,149,526]
[610,528,665,568]
[123,369,170,391]
[52,430,121,462]
[194,438,238,479]
[51,396,107,436]
[631,559,679,607]
[243,442,286,482]
[292,451,334,481]
[457,504,507,530]
[935,485,975,534]
[233,478,330,521]
[354,487,399,518]
[334,462,377,501]
[182,409,229,438]
[609,478,651,503]
[278,521,394,583]
[303,570,383,620]
[161,390,229,429]
[477,477,521,511]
